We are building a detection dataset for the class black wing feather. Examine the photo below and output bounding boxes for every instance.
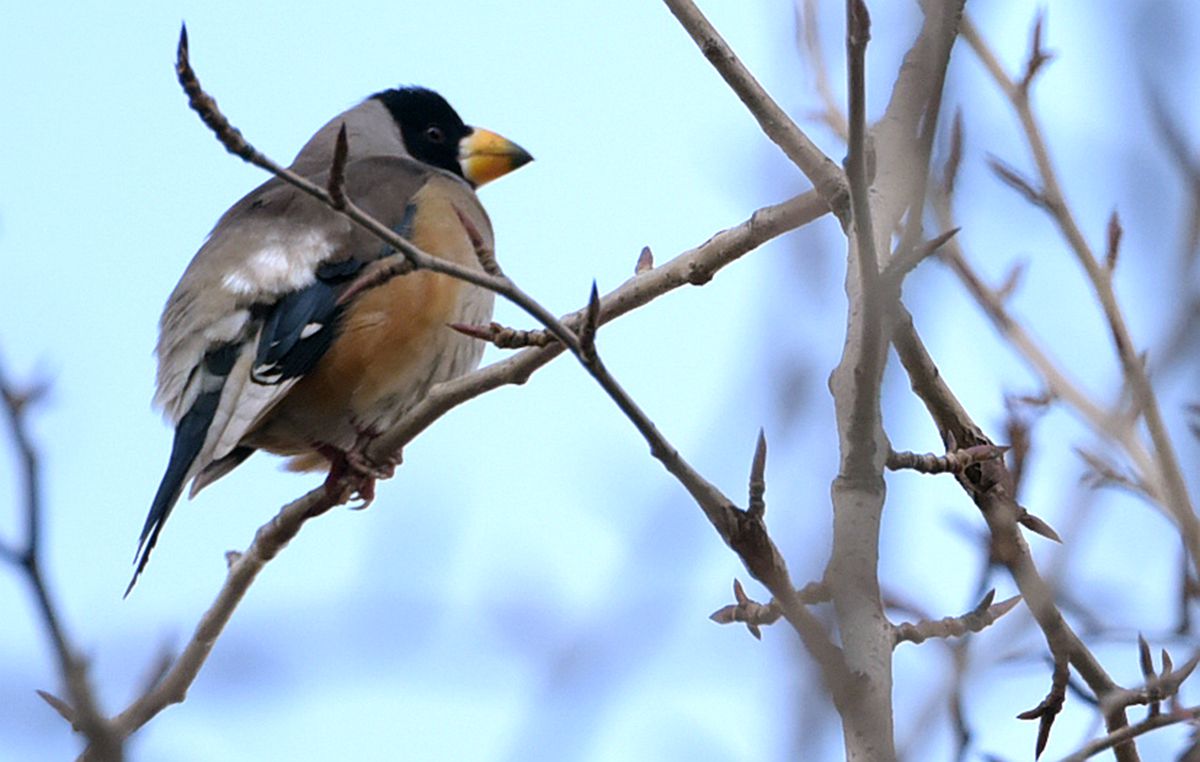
[251,259,364,384]
[132,196,420,592]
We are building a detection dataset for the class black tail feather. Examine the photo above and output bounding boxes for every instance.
[127,343,238,596]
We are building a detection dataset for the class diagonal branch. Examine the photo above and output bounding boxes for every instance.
[83,26,845,749]
[368,190,827,459]
[872,0,965,247]
[961,14,1200,578]
[1060,705,1200,762]
[110,486,334,737]
[891,304,1140,761]
[661,0,849,222]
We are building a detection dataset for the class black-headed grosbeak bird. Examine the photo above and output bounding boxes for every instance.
[131,87,531,590]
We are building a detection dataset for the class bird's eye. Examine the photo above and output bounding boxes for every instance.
[425,126,445,144]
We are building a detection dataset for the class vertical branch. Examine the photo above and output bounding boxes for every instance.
[826,1,963,757]
[845,0,878,299]
[825,2,895,759]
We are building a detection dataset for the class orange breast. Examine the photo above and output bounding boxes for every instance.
[247,177,495,455]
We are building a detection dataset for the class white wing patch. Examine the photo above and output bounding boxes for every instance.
[220,230,334,296]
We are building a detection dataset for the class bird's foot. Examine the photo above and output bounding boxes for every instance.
[317,440,401,509]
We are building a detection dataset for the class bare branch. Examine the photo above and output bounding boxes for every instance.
[1060,705,1200,762]
[710,578,778,640]
[891,304,1139,757]
[845,0,879,298]
[661,0,849,220]
[448,322,554,350]
[931,192,1169,523]
[941,109,964,197]
[963,14,1200,575]
[873,0,965,250]
[1075,447,1153,500]
[797,0,849,139]
[886,443,1008,475]
[891,590,1022,646]
[987,155,1047,208]
[1101,647,1200,717]
[881,227,960,285]
[0,360,123,760]
[111,486,335,736]
[1017,11,1054,95]
[1105,210,1122,272]
[710,579,832,638]
[369,189,828,461]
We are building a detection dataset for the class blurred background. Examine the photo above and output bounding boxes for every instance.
[2,0,1198,759]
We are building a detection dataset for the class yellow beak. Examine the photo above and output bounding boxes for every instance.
[458,127,533,187]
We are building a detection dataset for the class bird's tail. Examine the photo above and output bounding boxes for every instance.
[127,343,239,596]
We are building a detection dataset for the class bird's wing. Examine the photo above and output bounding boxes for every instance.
[134,157,439,588]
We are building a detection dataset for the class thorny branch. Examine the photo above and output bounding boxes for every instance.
[891,303,1140,759]
[961,14,1200,577]
[898,14,1200,757]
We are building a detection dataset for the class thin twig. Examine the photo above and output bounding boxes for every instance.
[891,304,1139,759]
[368,190,828,461]
[845,0,879,304]
[882,227,960,285]
[112,487,335,735]
[886,443,1008,475]
[798,0,849,140]
[1059,705,1200,762]
[931,191,1166,513]
[1018,652,1069,759]
[0,362,123,761]
[448,322,554,349]
[962,14,1200,578]
[709,578,833,639]
[892,590,1022,646]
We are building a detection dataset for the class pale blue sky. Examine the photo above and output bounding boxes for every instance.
[2,1,1198,760]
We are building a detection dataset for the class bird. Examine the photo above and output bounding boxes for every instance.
[130,86,532,592]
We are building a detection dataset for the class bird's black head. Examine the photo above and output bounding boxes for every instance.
[372,86,472,178]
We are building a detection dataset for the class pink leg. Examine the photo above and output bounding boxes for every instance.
[315,433,401,508]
